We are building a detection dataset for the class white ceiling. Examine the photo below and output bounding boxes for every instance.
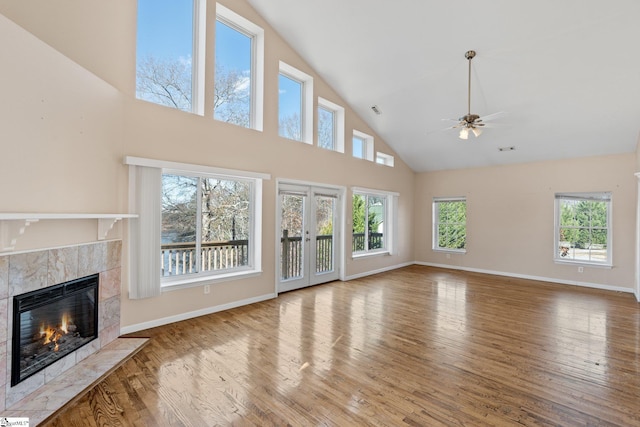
[246,0,640,172]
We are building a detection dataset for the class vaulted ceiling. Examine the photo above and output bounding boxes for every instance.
[246,0,640,172]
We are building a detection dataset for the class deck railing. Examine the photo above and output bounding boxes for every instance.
[161,240,249,277]
[162,232,383,278]
[280,232,334,279]
[352,232,384,252]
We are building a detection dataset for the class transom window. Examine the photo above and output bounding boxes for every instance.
[317,97,345,152]
[352,130,374,161]
[136,0,198,113]
[433,197,467,252]
[214,4,264,130]
[555,192,611,265]
[376,152,394,167]
[136,1,264,124]
[278,62,313,143]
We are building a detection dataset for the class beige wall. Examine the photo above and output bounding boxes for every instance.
[0,0,415,330]
[414,153,637,290]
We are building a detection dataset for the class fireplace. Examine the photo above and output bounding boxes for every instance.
[11,274,99,386]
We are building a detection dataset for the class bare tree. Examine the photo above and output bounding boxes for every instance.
[279,113,302,141]
[136,55,192,111]
[136,54,250,128]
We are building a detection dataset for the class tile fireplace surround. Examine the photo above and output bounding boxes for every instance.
[0,240,130,417]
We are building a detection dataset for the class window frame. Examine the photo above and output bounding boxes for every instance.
[215,3,264,131]
[352,130,374,161]
[278,61,313,144]
[125,156,268,292]
[376,152,394,167]
[317,97,345,153]
[432,197,467,253]
[351,187,398,258]
[554,192,612,267]
[136,0,205,114]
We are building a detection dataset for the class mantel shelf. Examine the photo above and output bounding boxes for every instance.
[0,213,138,253]
[0,213,137,220]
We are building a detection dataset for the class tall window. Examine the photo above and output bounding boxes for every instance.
[352,188,396,255]
[214,4,264,130]
[136,0,197,112]
[433,197,467,252]
[317,97,345,152]
[279,62,313,143]
[161,173,254,282]
[555,192,611,265]
[353,130,374,161]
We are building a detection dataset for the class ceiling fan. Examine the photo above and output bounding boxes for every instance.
[446,50,502,140]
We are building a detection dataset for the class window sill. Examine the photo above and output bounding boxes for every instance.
[433,248,466,254]
[161,269,262,292]
[554,259,613,269]
[352,250,390,260]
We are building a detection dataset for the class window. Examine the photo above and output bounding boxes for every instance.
[433,197,467,252]
[376,152,394,167]
[317,97,345,152]
[279,62,313,143]
[555,192,611,265]
[136,0,203,113]
[352,130,374,161]
[352,188,397,256]
[125,157,267,293]
[214,4,264,130]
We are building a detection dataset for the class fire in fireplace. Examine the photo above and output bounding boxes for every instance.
[12,274,99,386]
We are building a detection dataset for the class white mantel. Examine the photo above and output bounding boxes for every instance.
[0,213,137,253]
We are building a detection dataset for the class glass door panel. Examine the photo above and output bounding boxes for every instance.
[280,193,305,282]
[278,184,341,293]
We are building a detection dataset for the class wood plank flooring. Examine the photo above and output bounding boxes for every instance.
[42,265,640,426]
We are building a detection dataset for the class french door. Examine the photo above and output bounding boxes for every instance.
[278,183,341,293]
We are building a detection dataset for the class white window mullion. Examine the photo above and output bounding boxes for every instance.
[195,177,203,274]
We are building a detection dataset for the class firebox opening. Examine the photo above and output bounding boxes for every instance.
[12,274,99,386]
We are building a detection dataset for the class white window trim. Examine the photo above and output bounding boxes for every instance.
[192,0,206,115]
[216,3,264,131]
[353,130,374,161]
[376,152,394,167]
[432,196,467,254]
[554,192,612,267]
[351,187,398,258]
[124,156,270,292]
[317,96,345,153]
[279,61,313,144]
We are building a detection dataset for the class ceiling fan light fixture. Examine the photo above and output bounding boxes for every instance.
[459,128,469,140]
[471,127,483,137]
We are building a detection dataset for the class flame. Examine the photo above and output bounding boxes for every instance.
[61,313,70,334]
[39,313,72,351]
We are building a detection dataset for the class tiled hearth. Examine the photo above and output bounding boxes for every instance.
[0,240,146,423]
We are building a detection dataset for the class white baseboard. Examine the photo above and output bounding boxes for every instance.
[344,261,414,281]
[121,262,637,335]
[120,293,277,335]
[415,261,635,294]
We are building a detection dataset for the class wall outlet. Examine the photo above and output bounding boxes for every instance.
[446,253,451,259]
[204,284,210,294]
[578,266,584,273]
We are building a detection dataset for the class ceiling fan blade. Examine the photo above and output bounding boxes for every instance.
[477,111,506,122]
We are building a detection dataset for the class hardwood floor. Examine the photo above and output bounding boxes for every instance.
[43,265,640,426]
